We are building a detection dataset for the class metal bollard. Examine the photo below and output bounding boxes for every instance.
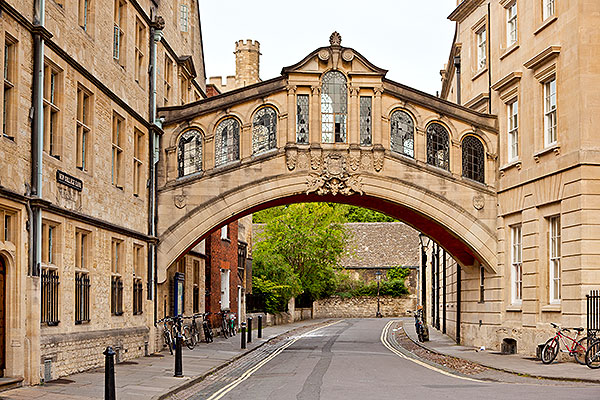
[103,346,116,400]
[174,333,183,377]
[258,315,262,339]
[241,322,247,349]
[247,317,253,343]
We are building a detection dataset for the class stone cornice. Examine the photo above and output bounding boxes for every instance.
[491,72,522,92]
[523,46,561,70]
[448,0,486,22]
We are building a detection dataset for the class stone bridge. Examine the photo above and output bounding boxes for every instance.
[156,34,499,284]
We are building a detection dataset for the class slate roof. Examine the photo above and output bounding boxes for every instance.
[340,222,419,269]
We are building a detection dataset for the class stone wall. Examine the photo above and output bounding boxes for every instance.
[313,296,416,319]
[40,327,149,381]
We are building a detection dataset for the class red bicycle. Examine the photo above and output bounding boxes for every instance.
[541,322,590,365]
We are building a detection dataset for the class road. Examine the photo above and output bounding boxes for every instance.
[171,319,600,400]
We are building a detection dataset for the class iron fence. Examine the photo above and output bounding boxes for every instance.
[133,278,143,315]
[75,272,90,323]
[111,276,123,316]
[587,289,600,338]
[42,268,59,325]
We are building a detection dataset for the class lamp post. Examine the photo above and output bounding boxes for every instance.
[375,270,382,318]
[418,233,431,341]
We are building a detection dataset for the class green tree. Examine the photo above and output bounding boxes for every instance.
[253,203,348,301]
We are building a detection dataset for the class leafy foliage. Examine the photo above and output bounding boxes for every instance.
[251,277,294,314]
[253,203,396,224]
[388,266,411,281]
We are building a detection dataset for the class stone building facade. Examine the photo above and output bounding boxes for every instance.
[0,0,206,384]
[431,0,600,354]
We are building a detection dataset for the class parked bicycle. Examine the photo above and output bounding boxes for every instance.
[541,322,590,365]
[413,307,426,342]
[157,317,174,355]
[218,311,230,338]
[584,335,600,368]
[202,312,214,343]
[228,312,237,336]
[187,313,202,345]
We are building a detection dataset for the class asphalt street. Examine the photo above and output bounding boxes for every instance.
[174,319,600,400]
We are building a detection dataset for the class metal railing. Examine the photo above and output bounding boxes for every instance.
[42,268,59,325]
[111,276,123,316]
[587,289,600,338]
[75,272,90,323]
[133,278,143,315]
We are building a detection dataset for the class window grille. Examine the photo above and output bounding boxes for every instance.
[133,278,143,315]
[178,129,202,177]
[296,94,309,144]
[549,216,561,303]
[511,225,522,303]
[75,272,90,323]
[321,71,347,143]
[426,123,450,170]
[215,119,240,167]
[390,110,414,157]
[479,265,485,303]
[42,268,59,325]
[544,78,557,146]
[252,107,277,154]
[462,135,485,183]
[111,275,123,316]
[359,96,372,146]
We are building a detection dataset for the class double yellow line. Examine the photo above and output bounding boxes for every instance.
[379,320,483,382]
[206,320,343,400]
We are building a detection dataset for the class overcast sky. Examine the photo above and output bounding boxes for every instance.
[198,1,457,96]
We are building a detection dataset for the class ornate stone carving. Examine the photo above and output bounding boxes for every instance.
[342,49,354,62]
[306,153,363,196]
[361,153,372,170]
[286,147,297,170]
[297,152,309,169]
[373,147,385,172]
[329,31,342,46]
[311,151,321,170]
[311,85,321,96]
[318,49,330,61]
[373,86,384,97]
[473,194,485,210]
[348,154,360,171]
[174,194,186,209]
[56,186,82,212]
[286,85,297,94]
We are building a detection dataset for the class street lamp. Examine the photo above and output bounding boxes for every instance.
[418,233,431,341]
[375,270,382,318]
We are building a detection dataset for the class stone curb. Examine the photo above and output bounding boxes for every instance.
[401,323,600,385]
[155,319,336,400]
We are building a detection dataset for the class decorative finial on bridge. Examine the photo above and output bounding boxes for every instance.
[329,31,342,46]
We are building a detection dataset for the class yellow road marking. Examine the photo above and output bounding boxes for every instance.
[206,320,344,400]
[380,320,484,383]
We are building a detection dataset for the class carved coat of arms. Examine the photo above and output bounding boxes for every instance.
[306,154,363,196]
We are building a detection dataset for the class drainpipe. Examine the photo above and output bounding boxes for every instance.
[32,0,46,277]
[456,263,461,344]
[442,249,446,334]
[487,2,492,113]
[148,17,164,326]
[453,55,461,106]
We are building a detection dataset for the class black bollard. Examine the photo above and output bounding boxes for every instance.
[241,322,247,349]
[258,315,262,339]
[174,333,183,377]
[103,346,116,400]
[247,317,253,343]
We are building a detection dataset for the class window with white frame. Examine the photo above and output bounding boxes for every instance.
[544,77,557,146]
[221,225,228,240]
[543,0,555,20]
[508,100,519,161]
[476,27,487,71]
[549,216,561,303]
[511,225,522,303]
[506,2,518,46]
[180,4,189,32]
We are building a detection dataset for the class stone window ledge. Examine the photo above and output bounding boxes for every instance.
[534,144,560,162]
[534,16,558,36]
[472,67,488,82]
[541,304,561,313]
[506,304,522,312]
[499,160,521,176]
[500,43,520,61]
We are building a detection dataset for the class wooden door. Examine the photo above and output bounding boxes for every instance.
[0,258,5,376]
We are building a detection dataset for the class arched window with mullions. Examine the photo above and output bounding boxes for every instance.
[321,71,347,143]
[426,123,450,170]
[252,107,277,154]
[462,135,485,183]
[177,129,202,177]
[390,110,415,157]
[215,118,240,167]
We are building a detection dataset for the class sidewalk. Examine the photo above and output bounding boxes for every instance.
[402,318,600,383]
[0,319,330,400]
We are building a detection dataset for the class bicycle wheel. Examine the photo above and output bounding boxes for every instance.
[586,339,600,369]
[573,337,589,365]
[163,330,173,355]
[222,318,229,338]
[541,337,559,364]
[204,321,213,343]
[183,325,195,350]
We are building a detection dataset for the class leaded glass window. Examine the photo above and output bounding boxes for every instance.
[426,123,450,170]
[321,71,347,143]
[215,118,240,167]
[252,107,277,154]
[360,96,372,146]
[178,129,202,177]
[390,110,414,157]
[296,94,309,144]
[462,135,485,183]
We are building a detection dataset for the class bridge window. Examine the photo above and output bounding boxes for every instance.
[462,135,485,184]
[426,123,450,170]
[215,118,240,167]
[360,96,372,146]
[296,94,309,144]
[390,110,414,157]
[321,71,347,143]
[178,129,202,177]
[252,107,277,154]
